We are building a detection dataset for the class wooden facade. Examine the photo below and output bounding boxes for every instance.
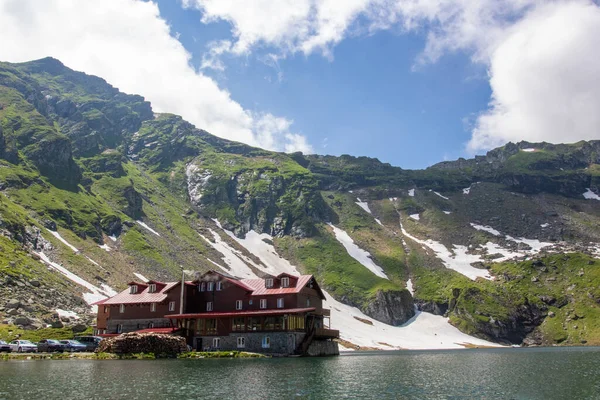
[94,271,339,354]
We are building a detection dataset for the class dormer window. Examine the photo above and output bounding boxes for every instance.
[216,281,223,291]
[148,284,156,293]
[281,277,289,288]
[130,285,138,294]
[265,278,274,288]
[200,282,206,292]
[207,282,214,291]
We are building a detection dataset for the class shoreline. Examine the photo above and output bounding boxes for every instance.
[0,350,268,361]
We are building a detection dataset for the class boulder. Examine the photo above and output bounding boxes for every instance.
[72,324,87,333]
[51,320,64,328]
[14,316,30,326]
[363,289,415,326]
[5,299,20,309]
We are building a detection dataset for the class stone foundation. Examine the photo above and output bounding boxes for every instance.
[196,332,306,355]
[306,340,339,356]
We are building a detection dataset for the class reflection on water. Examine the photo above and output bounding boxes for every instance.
[1,347,600,399]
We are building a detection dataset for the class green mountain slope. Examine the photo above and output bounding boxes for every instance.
[0,57,599,346]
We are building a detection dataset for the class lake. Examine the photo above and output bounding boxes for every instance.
[1,347,599,399]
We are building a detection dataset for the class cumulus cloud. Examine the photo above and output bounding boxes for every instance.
[184,0,600,151]
[0,0,312,154]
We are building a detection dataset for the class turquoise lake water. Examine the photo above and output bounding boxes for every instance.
[1,347,599,399]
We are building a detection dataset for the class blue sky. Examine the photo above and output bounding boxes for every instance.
[156,1,492,169]
[1,0,597,170]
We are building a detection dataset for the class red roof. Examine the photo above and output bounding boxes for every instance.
[241,275,326,298]
[102,281,180,305]
[135,327,179,334]
[92,298,108,306]
[166,307,316,319]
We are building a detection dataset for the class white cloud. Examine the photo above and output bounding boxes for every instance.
[184,0,600,151]
[469,1,600,150]
[0,0,312,154]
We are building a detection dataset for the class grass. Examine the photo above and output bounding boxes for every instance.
[0,324,93,342]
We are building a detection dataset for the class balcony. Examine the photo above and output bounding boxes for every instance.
[314,328,339,339]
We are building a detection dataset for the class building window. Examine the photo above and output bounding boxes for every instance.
[148,322,154,329]
[262,336,270,348]
[212,338,220,349]
[150,303,156,312]
[236,300,243,310]
[200,282,206,292]
[281,277,289,288]
[116,324,123,334]
[265,278,273,288]
[216,281,223,291]
[260,299,267,309]
[206,301,213,312]
[207,281,214,291]
[148,283,156,293]
[277,298,284,308]
[232,317,245,331]
[103,306,109,313]
[306,298,311,307]
[119,304,125,313]
[237,337,246,348]
[130,285,138,294]
[168,301,176,312]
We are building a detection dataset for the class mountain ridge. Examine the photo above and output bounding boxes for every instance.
[0,58,599,348]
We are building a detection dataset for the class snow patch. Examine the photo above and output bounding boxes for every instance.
[463,187,471,195]
[406,279,414,295]
[505,235,553,252]
[198,229,257,279]
[108,235,118,242]
[522,148,536,152]
[443,211,452,215]
[55,309,80,320]
[432,191,449,200]
[374,218,383,226]
[328,224,389,279]
[46,229,79,253]
[219,228,300,277]
[583,188,600,201]
[85,257,100,267]
[99,244,112,252]
[323,291,499,350]
[470,223,501,236]
[355,198,372,214]
[540,223,550,228]
[400,223,492,280]
[36,252,115,307]
[409,214,420,221]
[389,197,398,202]
[134,273,149,282]
[408,189,415,197]
[136,221,161,237]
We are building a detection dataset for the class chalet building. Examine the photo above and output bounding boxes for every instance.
[94,271,339,356]
[93,280,193,335]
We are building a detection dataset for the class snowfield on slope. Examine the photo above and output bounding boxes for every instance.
[198,229,257,279]
[136,221,161,237]
[583,188,600,200]
[47,229,79,253]
[328,223,389,279]
[37,252,116,308]
[324,292,499,350]
[355,198,372,214]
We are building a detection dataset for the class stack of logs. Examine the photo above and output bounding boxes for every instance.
[96,332,188,354]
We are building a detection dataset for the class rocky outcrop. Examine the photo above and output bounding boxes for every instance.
[22,134,81,186]
[363,289,415,326]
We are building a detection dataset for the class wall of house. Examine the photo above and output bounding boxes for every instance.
[96,305,110,330]
[107,293,181,320]
[195,332,306,355]
[107,318,172,334]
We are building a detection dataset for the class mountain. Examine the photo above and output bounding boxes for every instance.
[0,57,599,348]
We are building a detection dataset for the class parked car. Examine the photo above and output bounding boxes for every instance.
[59,340,87,352]
[73,336,102,351]
[0,340,11,353]
[9,340,38,353]
[37,339,66,353]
